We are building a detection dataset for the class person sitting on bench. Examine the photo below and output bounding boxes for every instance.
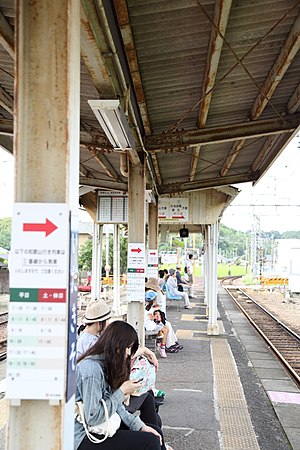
[166,269,193,309]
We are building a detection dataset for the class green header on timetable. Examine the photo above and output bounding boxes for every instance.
[9,288,67,303]
[10,288,38,302]
[127,268,145,273]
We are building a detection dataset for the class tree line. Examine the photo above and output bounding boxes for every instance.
[1,217,300,269]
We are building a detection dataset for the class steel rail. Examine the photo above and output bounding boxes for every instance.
[224,286,300,385]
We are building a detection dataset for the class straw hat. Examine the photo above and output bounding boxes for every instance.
[83,300,111,324]
[145,277,160,292]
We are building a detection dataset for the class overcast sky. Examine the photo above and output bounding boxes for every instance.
[220,135,300,233]
[1,135,300,232]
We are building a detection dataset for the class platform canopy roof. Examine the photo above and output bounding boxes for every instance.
[0,0,300,200]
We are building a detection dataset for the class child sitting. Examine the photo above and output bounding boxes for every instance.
[154,310,183,353]
[145,290,169,358]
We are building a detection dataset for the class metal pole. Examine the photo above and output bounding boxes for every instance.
[91,223,98,301]
[105,231,110,278]
[207,223,219,335]
[113,224,121,315]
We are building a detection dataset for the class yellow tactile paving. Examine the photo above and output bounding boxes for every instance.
[211,339,260,450]
[176,329,209,340]
[0,398,8,429]
[180,314,194,321]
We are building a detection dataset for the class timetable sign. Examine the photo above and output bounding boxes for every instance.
[147,249,158,279]
[97,191,128,223]
[127,243,145,303]
[6,203,69,400]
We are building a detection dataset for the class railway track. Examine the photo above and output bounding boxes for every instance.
[224,286,300,385]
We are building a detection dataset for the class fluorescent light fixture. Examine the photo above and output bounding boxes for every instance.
[145,189,156,204]
[88,99,135,150]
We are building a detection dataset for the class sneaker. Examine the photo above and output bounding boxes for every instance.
[175,342,184,350]
[166,346,179,353]
[152,388,166,397]
[158,346,167,358]
[184,305,193,309]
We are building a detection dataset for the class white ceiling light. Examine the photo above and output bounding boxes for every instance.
[88,99,135,150]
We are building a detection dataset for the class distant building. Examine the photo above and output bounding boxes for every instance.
[275,239,300,293]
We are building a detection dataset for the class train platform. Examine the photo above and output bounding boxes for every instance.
[157,278,300,450]
[0,279,300,449]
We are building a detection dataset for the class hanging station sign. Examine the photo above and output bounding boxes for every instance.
[158,198,189,222]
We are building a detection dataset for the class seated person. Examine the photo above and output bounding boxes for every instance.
[77,299,111,359]
[75,321,173,450]
[154,310,183,353]
[146,277,166,315]
[166,269,193,309]
[144,290,169,358]
[175,265,191,294]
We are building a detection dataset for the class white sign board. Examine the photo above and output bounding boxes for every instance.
[6,203,69,400]
[147,249,158,279]
[127,243,145,303]
[97,191,128,223]
[158,198,189,222]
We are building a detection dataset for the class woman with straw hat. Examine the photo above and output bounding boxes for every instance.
[145,278,166,315]
[77,300,111,359]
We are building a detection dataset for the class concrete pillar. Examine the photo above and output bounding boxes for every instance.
[9,1,80,449]
[207,222,219,335]
[127,161,145,345]
[203,226,208,306]
[112,224,121,315]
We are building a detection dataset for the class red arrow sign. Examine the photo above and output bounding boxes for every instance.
[131,247,142,253]
[23,218,58,237]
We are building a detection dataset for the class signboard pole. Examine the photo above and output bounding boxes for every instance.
[127,161,146,345]
[8,2,80,449]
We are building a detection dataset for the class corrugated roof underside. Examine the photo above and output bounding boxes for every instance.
[127,0,215,133]
[128,0,300,133]
[207,0,300,125]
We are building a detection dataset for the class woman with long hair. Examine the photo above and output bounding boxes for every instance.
[75,321,172,450]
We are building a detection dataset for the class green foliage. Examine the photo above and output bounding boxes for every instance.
[218,224,247,258]
[107,235,128,274]
[0,217,11,250]
[281,230,300,239]
[217,263,247,277]
[78,238,93,271]
[172,238,184,248]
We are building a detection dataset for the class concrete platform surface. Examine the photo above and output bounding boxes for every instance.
[156,279,299,450]
[0,279,299,449]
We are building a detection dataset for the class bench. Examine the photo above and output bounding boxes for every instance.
[165,284,182,311]
[145,330,163,353]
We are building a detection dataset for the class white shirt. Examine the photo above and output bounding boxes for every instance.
[186,258,193,275]
[76,331,98,359]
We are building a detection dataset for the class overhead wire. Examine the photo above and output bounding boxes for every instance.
[165,0,300,134]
